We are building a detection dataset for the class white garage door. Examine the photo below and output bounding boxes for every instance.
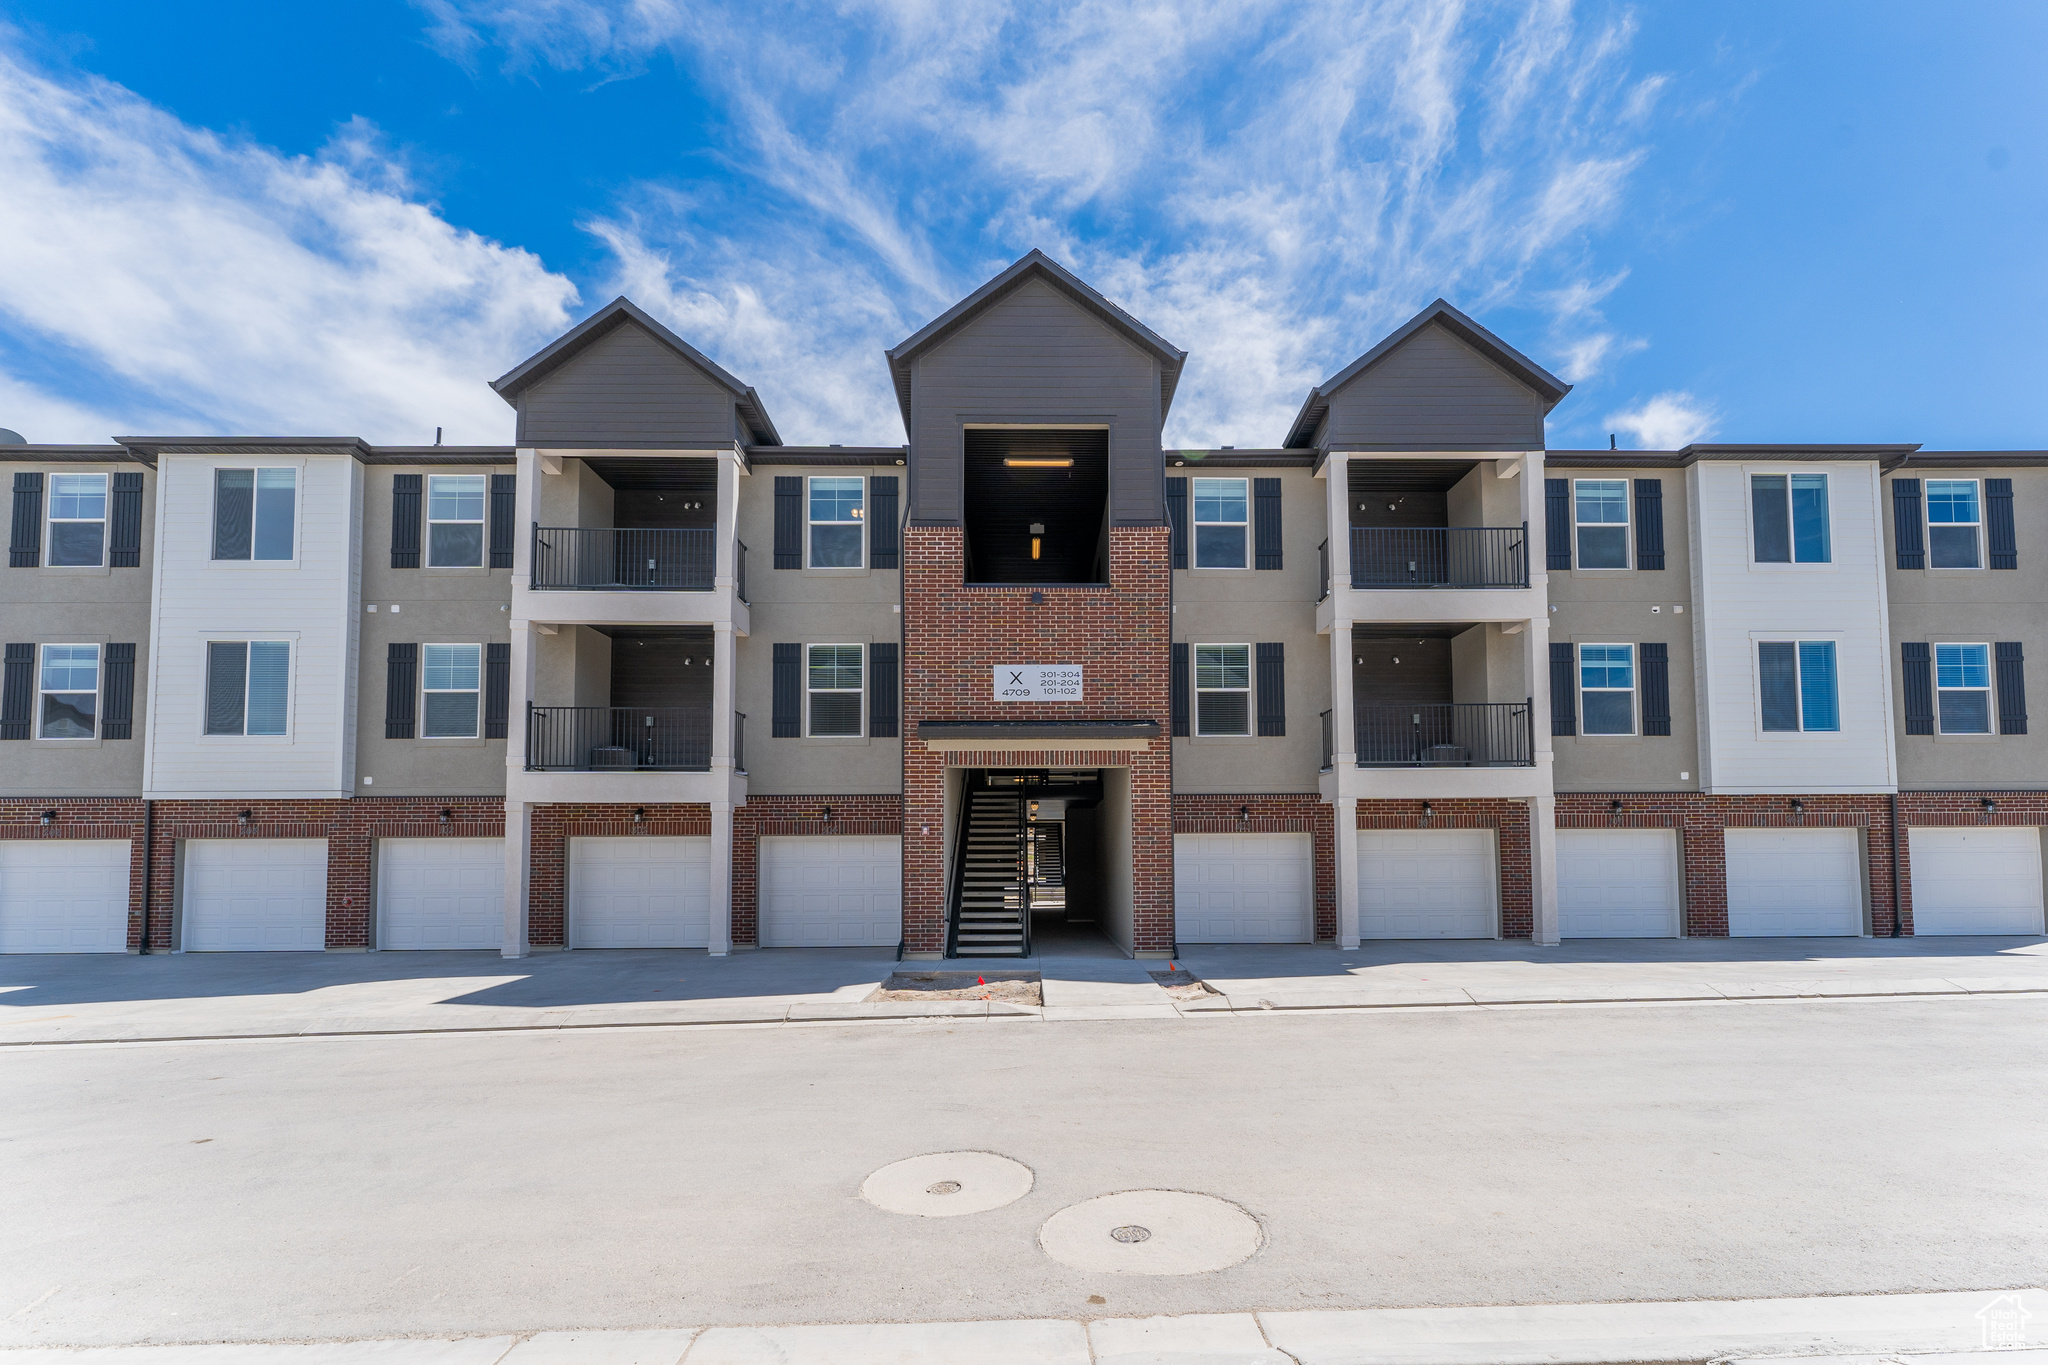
[182,838,328,951]
[1174,833,1314,943]
[1726,827,1862,937]
[1360,829,1496,939]
[759,835,901,947]
[0,839,131,953]
[379,838,505,950]
[1909,827,2046,936]
[1559,829,1681,938]
[571,836,710,948]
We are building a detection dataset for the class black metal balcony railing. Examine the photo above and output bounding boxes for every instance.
[1320,708,1334,772]
[1349,526,1529,589]
[1354,701,1534,767]
[735,539,748,604]
[1317,539,1330,601]
[733,710,746,775]
[526,705,712,771]
[531,526,716,591]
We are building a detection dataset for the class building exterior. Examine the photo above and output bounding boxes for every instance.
[3,251,2044,957]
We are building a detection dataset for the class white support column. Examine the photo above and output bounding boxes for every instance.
[1336,796,1360,948]
[1527,793,1560,946]
[502,799,533,958]
[714,448,741,591]
[711,623,735,770]
[709,799,734,957]
[1325,454,1356,768]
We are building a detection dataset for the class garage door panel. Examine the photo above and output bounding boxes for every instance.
[1726,828,1861,937]
[182,839,328,952]
[1360,829,1495,939]
[1909,827,2046,936]
[0,840,131,953]
[1560,829,1680,938]
[571,837,711,948]
[380,838,505,950]
[760,835,901,947]
[1174,833,1313,943]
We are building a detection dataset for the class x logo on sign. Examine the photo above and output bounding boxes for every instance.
[1009,671,1025,685]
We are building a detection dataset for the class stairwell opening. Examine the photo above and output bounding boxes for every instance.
[945,768,1123,957]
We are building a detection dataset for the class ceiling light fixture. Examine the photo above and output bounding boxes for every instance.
[1004,458,1073,468]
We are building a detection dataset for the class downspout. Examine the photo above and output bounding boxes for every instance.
[137,798,153,953]
[1889,792,1902,937]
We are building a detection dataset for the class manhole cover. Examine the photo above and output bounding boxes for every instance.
[1039,1191,1263,1274]
[861,1152,1033,1217]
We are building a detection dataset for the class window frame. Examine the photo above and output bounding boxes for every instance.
[419,642,484,739]
[1748,470,1832,566]
[1572,479,1631,571]
[37,642,101,741]
[425,474,489,569]
[201,637,294,739]
[804,642,865,738]
[210,465,300,565]
[1191,477,1250,570]
[806,476,866,570]
[1755,638,1840,734]
[1576,642,1637,736]
[1924,478,1984,571]
[44,472,109,569]
[1193,642,1253,737]
[1933,641,1995,736]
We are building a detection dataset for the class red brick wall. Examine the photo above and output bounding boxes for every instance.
[1174,794,1338,942]
[526,803,711,947]
[1357,798,1535,938]
[732,795,902,947]
[901,525,1173,952]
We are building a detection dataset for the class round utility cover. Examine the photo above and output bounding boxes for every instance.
[1038,1190,1262,1274]
[861,1151,1033,1217]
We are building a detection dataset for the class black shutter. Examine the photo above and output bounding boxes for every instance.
[1987,477,2017,570]
[1891,478,1924,570]
[109,472,144,568]
[384,643,417,739]
[1253,478,1283,570]
[772,642,801,736]
[0,643,31,739]
[1632,479,1665,570]
[1901,642,1933,736]
[484,642,510,739]
[869,476,899,569]
[1549,642,1576,736]
[1544,478,1571,571]
[1639,642,1670,736]
[1165,477,1188,570]
[9,472,42,568]
[488,474,515,569]
[1255,642,1286,736]
[390,474,422,569]
[1996,642,2027,735]
[773,477,803,569]
[102,643,136,739]
[869,641,899,737]
[1170,642,1190,737]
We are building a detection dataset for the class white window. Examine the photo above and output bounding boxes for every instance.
[212,468,297,561]
[1758,640,1838,733]
[809,477,864,568]
[806,644,863,736]
[1578,644,1636,735]
[421,644,482,738]
[1192,478,1248,569]
[205,640,290,736]
[38,644,99,739]
[46,474,108,567]
[1751,473,1830,564]
[1925,480,1982,569]
[1935,643,1993,734]
[1195,644,1251,736]
[427,475,487,567]
[1573,480,1628,569]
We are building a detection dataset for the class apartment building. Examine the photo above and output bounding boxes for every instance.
[3,251,2044,957]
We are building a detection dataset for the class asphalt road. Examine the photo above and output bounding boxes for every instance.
[4,996,2045,1348]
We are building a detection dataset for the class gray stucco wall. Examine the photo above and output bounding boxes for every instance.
[1171,466,1327,794]
[1884,465,2048,789]
[1322,321,1545,451]
[1546,465,1701,793]
[354,465,512,798]
[0,460,154,797]
[907,277,1163,527]
[518,320,739,449]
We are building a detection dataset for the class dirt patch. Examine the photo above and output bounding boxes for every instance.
[867,971,1043,1005]
[1148,968,1220,1002]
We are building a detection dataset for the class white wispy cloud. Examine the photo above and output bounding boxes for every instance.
[1607,390,1717,449]
[0,46,578,444]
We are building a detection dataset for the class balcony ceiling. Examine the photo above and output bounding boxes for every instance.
[1347,459,1478,493]
[585,457,718,494]
[1352,623,1475,640]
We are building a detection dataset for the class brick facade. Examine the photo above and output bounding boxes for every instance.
[731,795,903,947]
[1174,793,1338,942]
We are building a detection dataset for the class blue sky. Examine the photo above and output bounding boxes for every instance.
[1,1,2043,451]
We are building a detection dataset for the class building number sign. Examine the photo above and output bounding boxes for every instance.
[994,665,1083,702]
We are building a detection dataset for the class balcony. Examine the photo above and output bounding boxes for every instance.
[1354,701,1533,768]
[526,705,711,771]
[1349,527,1528,589]
[531,526,716,591]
